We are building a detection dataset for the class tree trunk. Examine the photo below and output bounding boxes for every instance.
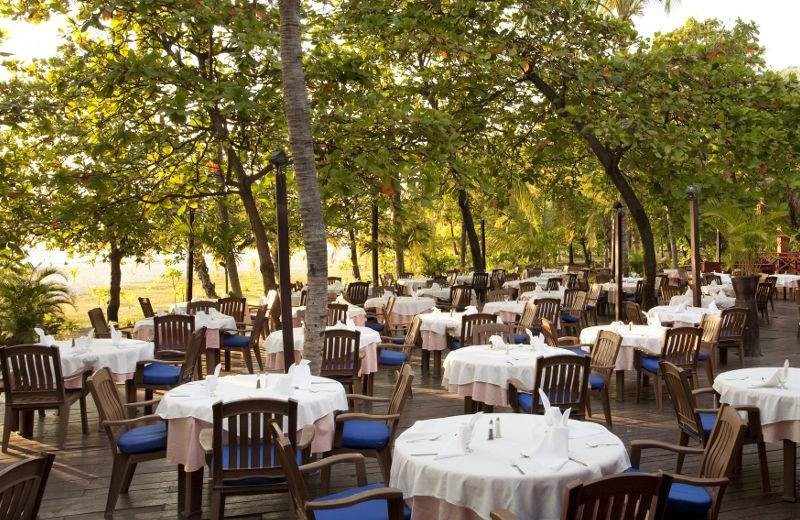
[195,255,218,298]
[449,218,460,257]
[107,243,123,323]
[580,238,590,266]
[457,188,484,271]
[225,253,243,298]
[213,146,243,297]
[372,199,380,286]
[348,227,361,280]
[392,191,405,278]
[279,0,329,374]
[568,240,575,265]
[460,226,467,268]
[788,190,800,241]
[665,207,679,269]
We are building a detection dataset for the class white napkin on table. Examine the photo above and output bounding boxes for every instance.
[34,328,56,346]
[708,300,719,313]
[751,360,790,389]
[436,412,483,459]
[431,307,441,315]
[336,294,347,304]
[109,322,123,346]
[647,313,661,328]
[431,283,441,290]
[77,329,94,349]
[521,389,571,470]
[288,359,312,390]
[488,335,504,350]
[208,307,224,319]
[206,363,221,395]
[157,309,166,317]
[464,306,478,315]
[676,301,687,312]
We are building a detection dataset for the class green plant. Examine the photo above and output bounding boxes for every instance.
[0,264,74,345]
[629,250,644,275]
[702,206,786,275]
[419,251,458,277]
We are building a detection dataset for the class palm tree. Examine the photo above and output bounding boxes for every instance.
[600,0,677,21]
[278,0,329,374]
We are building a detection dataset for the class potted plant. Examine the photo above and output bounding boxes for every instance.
[702,206,784,356]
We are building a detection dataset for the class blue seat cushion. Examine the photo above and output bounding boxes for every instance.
[341,420,391,449]
[589,374,605,390]
[117,423,167,454]
[625,295,636,301]
[567,347,590,357]
[640,356,660,374]
[391,335,405,345]
[699,411,717,437]
[585,305,595,311]
[142,363,181,385]
[625,467,712,518]
[561,314,578,323]
[697,351,710,361]
[219,445,302,486]
[517,392,533,413]
[223,334,250,348]
[312,482,412,520]
[514,334,527,344]
[450,339,462,349]
[379,349,407,366]
[365,322,385,332]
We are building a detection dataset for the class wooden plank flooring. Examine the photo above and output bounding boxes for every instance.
[1,300,799,519]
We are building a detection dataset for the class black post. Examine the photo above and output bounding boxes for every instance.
[372,200,379,288]
[185,209,195,302]
[224,263,229,295]
[614,202,624,322]
[687,186,702,308]
[271,150,295,373]
[480,218,486,270]
[716,230,721,263]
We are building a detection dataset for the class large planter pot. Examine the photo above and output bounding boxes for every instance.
[732,274,760,356]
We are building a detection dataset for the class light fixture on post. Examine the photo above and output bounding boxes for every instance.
[686,185,702,308]
[613,201,624,322]
[270,149,295,373]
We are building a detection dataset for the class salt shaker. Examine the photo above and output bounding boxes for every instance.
[488,420,494,440]
[495,417,502,439]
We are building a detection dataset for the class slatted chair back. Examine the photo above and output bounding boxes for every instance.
[327,303,348,325]
[403,316,422,347]
[661,362,704,442]
[153,314,195,358]
[594,272,611,284]
[218,297,246,322]
[178,327,207,384]
[576,279,590,292]
[90,367,129,445]
[546,278,561,291]
[565,290,587,316]
[0,345,67,407]
[526,266,543,278]
[292,281,304,292]
[486,288,513,303]
[532,355,591,417]
[518,303,539,331]
[699,404,746,480]
[660,327,702,369]
[400,272,414,279]
[660,284,684,302]
[562,273,578,289]
[381,296,397,327]
[563,289,579,310]
[533,298,561,329]
[88,307,111,338]
[346,281,370,306]
[472,272,489,291]
[699,314,723,350]
[138,297,155,318]
[446,271,459,286]
[321,329,360,381]
[250,305,270,344]
[622,302,647,325]
[459,313,498,348]
[518,281,537,294]
[0,452,55,520]
[755,282,771,309]
[540,318,559,347]
[491,269,507,289]
[449,285,473,310]
[560,472,672,520]
[719,308,748,343]
[266,290,282,332]
[586,283,602,307]
[633,280,644,303]
[388,363,414,416]
[299,289,308,308]
[703,273,722,286]
[472,323,517,345]
[211,398,298,487]
[654,274,668,293]
[591,331,622,376]
[327,276,342,285]
[186,300,218,315]
[432,275,449,287]
[505,273,519,282]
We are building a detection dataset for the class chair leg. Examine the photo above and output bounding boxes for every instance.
[676,431,689,473]
[224,349,231,372]
[600,388,612,428]
[241,347,254,374]
[252,344,264,372]
[635,370,642,403]
[585,392,593,418]
[210,489,225,520]
[655,370,663,411]
[58,404,71,449]
[144,390,154,415]
[738,343,746,368]
[105,454,129,518]
[376,447,392,483]
[80,394,89,434]
[2,407,14,452]
[757,440,771,493]
[703,358,714,387]
[120,461,138,493]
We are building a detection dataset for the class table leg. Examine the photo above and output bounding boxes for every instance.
[433,351,442,379]
[783,440,797,502]
[421,350,430,377]
[206,349,219,376]
[20,410,34,438]
[464,396,473,414]
[177,465,204,518]
[615,370,625,402]
[125,380,137,418]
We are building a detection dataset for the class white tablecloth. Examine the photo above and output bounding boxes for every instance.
[701,283,735,298]
[56,339,153,388]
[580,324,667,371]
[518,289,565,303]
[293,304,366,326]
[503,277,549,290]
[670,294,735,309]
[711,272,733,284]
[647,305,716,326]
[262,326,380,355]
[455,272,476,284]
[771,274,800,288]
[390,414,630,520]
[133,311,237,349]
[481,301,526,323]
[397,278,431,295]
[419,311,474,336]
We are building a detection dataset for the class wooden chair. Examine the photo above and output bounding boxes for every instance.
[368,315,421,394]
[517,281,537,295]
[449,313,498,350]
[546,277,561,291]
[327,303,349,325]
[632,280,644,304]
[584,283,602,326]
[560,471,673,520]
[138,297,155,318]
[717,307,748,367]
[508,354,590,418]
[270,421,408,520]
[333,363,413,482]
[703,273,722,286]
[764,275,777,312]
[0,345,90,451]
[327,276,342,285]
[514,302,539,335]
[199,399,313,519]
[88,307,132,338]
[443,284,473,312]
[505,272,519,282]
[221,305,267,373]
[399,272,414,279]
[345,281,370,306]
[89,367,167,516]
[654,273,668,294]
[486,288,513,303]
[526,266,543,278]
[472,272,490,303]
[594,272,611,284]
[321,329,361,393]
[696,313,722,385]
[533,298,561,332]
[585,330,622,428]
[299,289,308,308]
[661,362,770,491]
[661,284,684,304]
[635,327,702,410]
[471,323,517,345]
[562,272,578,289]
[491,268,507,289]
[629,404,745,520]
[538,318,583,357]
[431,275,449,287]
[561,290,587,336]
[186,300,218,315]
[0,452,55,520]
[755,282,771,323]
[152,314,195,359]
[622,301,647,325]
[218,297,247,323]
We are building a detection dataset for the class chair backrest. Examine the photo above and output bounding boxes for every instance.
[88,307,111,338]
[526,266,543,278]
[563,288,579,310]
[540,318,559,347]
[594,272,611,284]
[622,302,646,325]
[459,313,498,347]
[654,274,668,292]
[178,327,207,383]
[505,273,519,282]
[719,307,748,342]
[532,355,591,416]
[327,303,348,326]
[634,280,644,303]
[0,452,56,520]
[400,272,414,279]
[755,282,771,305]
[321,329,360,380]
[218,297,246,322]
[0,345,66,406]
[432,275,449,287]
[446,271,459,286]
[660,284,684,302]
[298,288,308,307]
[698,404,746,479]
[346,282,370,306]
[560,471,672,520]
[661,361,705,442]
[533,298,561,328]
[518,281,537,294]
[211,398,298,488]
[186,300,218,315]
[486,288,513,303]
[565,290,587,315]
[138,297,155,318]
[249,305,270,346]
[381,296,397,326]
[403,316,422,347]
[327,276,342,285]
[153,314,195,358]
[388,363,414,418]
[518,303,539,330]
[449,285,473,310]
[703,273,722,286]
[91,366,157,449]
[472,323,517,345]
[562,273,578,289]
[660,326,702,368]
[590,331,622,376]
[491,269,506,289]
[472,272,489,290]
[699,313,722,350]
[546,278,561,291]
[585,283,602,306]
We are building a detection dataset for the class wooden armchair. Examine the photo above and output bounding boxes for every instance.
[221,305,267,373]
[508,354,590,419]
[0,452,55,520]
[755,282,771,323]
[635,326,702,410]
[560,472,673,520]
[584,283,602,326]
[345,281,370,307]
[471,323,517,345]
[321,329,361,393]
[517,281,537,295]
[437,284,472,312]
[0,345,90,451]
[218,297,247,323]
[138,297,155,318]
[696,313,722,385]
[448,313,498,350]
[717,307,748,367]
[332,364,413,482]
[585,330,622,428]
[661,284,684,304]
[486,288,513,303]
[327,303,349,325]
[561,290,587,336]
[368,316,420,394]
[88,307,132,338]
[473,272,490,303]
[546,277,561,291]
[186,300,218,315]
[622,301,647,325]
[328,276,342,285]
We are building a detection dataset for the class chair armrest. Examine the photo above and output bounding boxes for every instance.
[63,366,92,382]
[691,387,718,397]
[695,408,720,414]
[335,412,400,423]
[305,488,404,512]
[136,359,183,368]
[298,424,315,454]
[124,398,161,408]
[630,440,704,468]
[346,394,391,403]
[557,336,580,346]
[103,414,163,428]
[299,453,367,482]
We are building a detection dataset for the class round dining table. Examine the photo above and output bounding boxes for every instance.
[481,301,525,324]
[518,288,566,303]
[646,305,715,327]
[390,413,630,520]
[397,278,432,295]
[713,366,800,501]
[669,294,736,309]
[292,303,366,327]
[55,338,153,389]
[363,295,436,328]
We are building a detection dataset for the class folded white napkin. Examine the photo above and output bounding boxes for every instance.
[157,309,166,317]
[464,306,478,315]
[431,283,441,290]
[34,328,56,346]
[206,363,221,395]
[431,307,441,315]
[288,360,312,390]
[676,301,687,312]
[436,412,483,459]
[208,307,224,319]
[521,390,570,470]
[751,360,790,389]
[77,329,94,349]
[685,288,693,297]
[109,322,123,346]
[647,313,661,328]
[488,334,505,350]
[710,280,718,286]
[708,300,719,313]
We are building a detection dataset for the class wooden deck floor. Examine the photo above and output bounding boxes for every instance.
[1,300,799,519]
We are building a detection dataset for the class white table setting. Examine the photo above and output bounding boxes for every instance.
[397,278,432,295]
[771,273,800,289]
[292,299,367,327]
[669,291,735,309]
[518,288,566,303]
[580,322,667,371]
[133,308,237,350]
[701,281,736,298]
[481,300,526,324]
[390,409,629,520]
[364,294,436,328]
[418,307,480,351]
[646,303,717,327]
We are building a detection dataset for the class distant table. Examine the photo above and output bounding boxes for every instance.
[363,296,435,328]
[418,310,475,378]
[397,278,432,295]
[647,305,715,327]
[518,288,566,303]
[481,301,525,324]
[669,294,735,309]
[55,338,153,389]
[292,304,366,327]
[133,311,237,350]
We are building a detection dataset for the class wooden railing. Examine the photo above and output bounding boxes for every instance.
[759,252,800,274]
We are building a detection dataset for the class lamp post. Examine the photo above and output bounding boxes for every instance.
[480,218,486,271]
[614,201,624,322]
[372,199,379,288]
[687,185,702,308]
[271,149,295,373]
[185,209,195,302]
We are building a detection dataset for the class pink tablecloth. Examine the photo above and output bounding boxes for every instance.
[134,325,223,349]
[264,343,378,376]
[763,421,800,444]
[441,380,508,407]
[421,331,449,351]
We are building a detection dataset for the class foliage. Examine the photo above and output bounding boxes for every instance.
[702,205,785,275]
[419,251,458,277]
